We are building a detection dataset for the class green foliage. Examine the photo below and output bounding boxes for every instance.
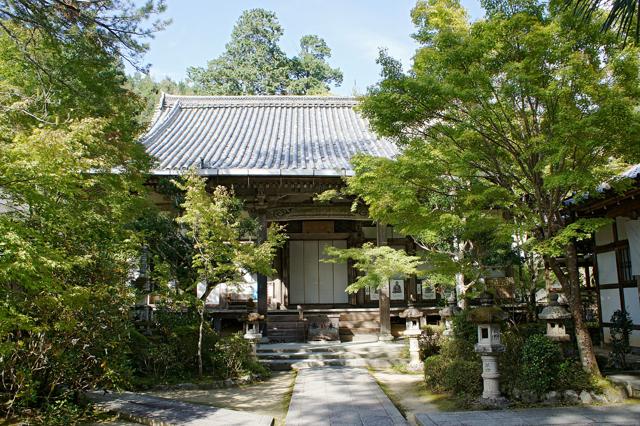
[356,0,640,372]
[211,333,270,380]
[0,1,164,418]
[424,337,482,395]
[323,242,422,292]
[554,359,593,392]
[419,324,444,359]
[451,310,478,344]
[129,312,218,381]
[187,9,342,95]
[175,169,286,292]
[609,309,634,369]
[1,286,134,414]
[518,335,563,396]
[127,73,195,124]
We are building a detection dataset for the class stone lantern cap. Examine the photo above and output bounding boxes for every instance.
[246,312,264,323]
[439,293,461,318]
[400,306,424,319]
[539,293,571,320]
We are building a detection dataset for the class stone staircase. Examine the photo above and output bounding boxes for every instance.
[338,312,380,342]
[266,312,306,343]
[256,341,406,371]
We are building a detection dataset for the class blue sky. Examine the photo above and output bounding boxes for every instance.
[138,0,484,95]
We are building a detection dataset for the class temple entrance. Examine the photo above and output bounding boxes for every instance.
[288,240,348,304]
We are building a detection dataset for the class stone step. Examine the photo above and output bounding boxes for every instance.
[338,320,380,329]
[340,313,380,321]
[266,315,303,322]
[261,358,397,371]
[267,321,305,329]
[257,351,402,360]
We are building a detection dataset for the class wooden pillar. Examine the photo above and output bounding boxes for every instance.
[377,222,393,341]
[257,213,268,337]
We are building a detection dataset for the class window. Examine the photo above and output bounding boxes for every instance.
[618,246,633,282]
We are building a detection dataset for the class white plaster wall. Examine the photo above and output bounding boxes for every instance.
[617,216,631,240]
[595,225,614,246]
[623,287,640,323]
[597,251,618,285]
[600,288,621,323]
[604,326,640,347]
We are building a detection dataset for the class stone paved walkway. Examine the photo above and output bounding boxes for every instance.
[285,367,408,426]
[86,390,274,425]
[416,404,640,425]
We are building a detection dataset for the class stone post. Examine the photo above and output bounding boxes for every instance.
[469,291,507,406]
[400,302,424,370]
[438,292,461,337]
[244,312,264,357]
[539,293,572,342]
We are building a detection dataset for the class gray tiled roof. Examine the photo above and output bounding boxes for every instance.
[141,94,397,176]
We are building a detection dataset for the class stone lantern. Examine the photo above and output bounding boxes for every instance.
[539,293,572,342]
[469,291,507,405]
[438,292,461,336]
[244,312,264,356]
[399,302,424,370]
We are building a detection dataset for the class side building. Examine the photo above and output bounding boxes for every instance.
[574,165,640,349]
[140,94,444,342]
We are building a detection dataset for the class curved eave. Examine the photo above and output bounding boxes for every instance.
[149,168,355,177]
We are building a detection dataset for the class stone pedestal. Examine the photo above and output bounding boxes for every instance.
[480,355,501,399]
[407,333,422,370]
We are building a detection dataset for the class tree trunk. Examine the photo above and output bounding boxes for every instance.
[198,301,204,377]
[550,244,601,376]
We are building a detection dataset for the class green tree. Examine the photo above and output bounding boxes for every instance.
[0,0,168,69]
[0,1,164,417]
[127,73,194,124]
[288,35,343,95]
[187,8,342,95]
[357,0,640,374]
[175,169,286,376]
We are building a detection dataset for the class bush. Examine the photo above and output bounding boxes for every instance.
[554,359,593,392]
[129,309,220,382]
[419,324,443,360]
[424,353,482,395]
[517,334,562,396]
[609,309,633,369]
[1,285,133,417]
[211,333,269,379]
[452,309,477,344]
[423,336,482,396]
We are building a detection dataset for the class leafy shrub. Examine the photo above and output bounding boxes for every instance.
[424,353,482,395]
[211,333,270,379]
[517,334,562,396]
[452,309,477,344]
[609,309,633,369]
[129,310,219,381]
[419,324,443,359]
[1,285,133,417]
[423,336,482,396]
[499,326,525,394]
[554,359,593,392]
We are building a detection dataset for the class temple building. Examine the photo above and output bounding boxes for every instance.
[141,94,445,342]
[573,165,640,349]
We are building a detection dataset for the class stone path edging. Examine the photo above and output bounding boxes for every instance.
[86,390,274,426]
[416,404,640,425]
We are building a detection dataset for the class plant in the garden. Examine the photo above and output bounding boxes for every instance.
[175,169,286,376]
[355,0,640,375]
[609,309,633,369]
